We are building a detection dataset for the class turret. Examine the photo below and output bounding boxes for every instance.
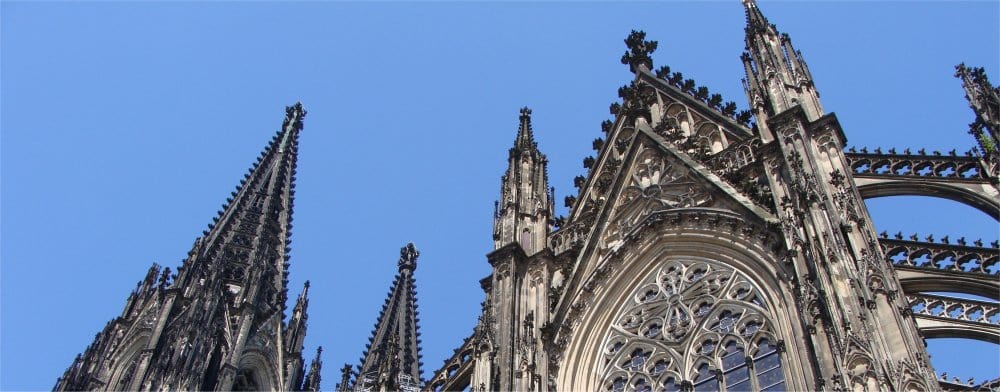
[335,363,353,392]
[285,281,311,354]
[301,347,323,392]
[736,3,937,389]
[284,281,311,390]
[956,63,1000,159]
[493,107,553,255]
[741,0,823,142]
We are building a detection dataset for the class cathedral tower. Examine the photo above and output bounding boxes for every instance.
[740,0,823,143]
[494,107,555,255]
[740,1,938,389]
[473,108,558,391]
[54,103,319,392]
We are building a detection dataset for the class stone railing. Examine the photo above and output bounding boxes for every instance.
[908,293,1000,327]
[845,149,992,182]
[878,236,1000,276]
[549,220,591,256]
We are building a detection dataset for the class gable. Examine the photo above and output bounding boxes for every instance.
[602,132,775,251]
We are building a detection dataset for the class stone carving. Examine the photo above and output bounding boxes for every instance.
[608,146,714,244]
[620,30,658,72]
[599,258,781,391]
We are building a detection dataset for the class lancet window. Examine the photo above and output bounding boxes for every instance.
[600,259,786,391]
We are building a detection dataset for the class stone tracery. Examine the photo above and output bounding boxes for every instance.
[600,259,785,391]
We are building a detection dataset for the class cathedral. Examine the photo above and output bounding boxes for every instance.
[54,1,999,391]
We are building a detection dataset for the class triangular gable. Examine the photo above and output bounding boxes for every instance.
[556,124,778,299]
[567,68,758,228]
[602,128,776,250]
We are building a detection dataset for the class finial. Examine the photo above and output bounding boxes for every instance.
[513,106,537,152]
[304,280,311,289]
[398,242,419,271]
[283,102,307,130]
[620,30,658,73]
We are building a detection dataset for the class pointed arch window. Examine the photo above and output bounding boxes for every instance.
[232,368,260,391]
[693,363,719,392]
[521,228,532,252]
[721,341,750,391]
[599,258,788,392]
[611,376,627,392]
[662,377,681,392]
[753,339,785,391]
[634,378,652,392]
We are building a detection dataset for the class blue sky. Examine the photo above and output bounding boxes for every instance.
[2,1,998,390]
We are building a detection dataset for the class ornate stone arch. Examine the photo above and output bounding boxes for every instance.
[845,353,882,392]
[106,331,151,391]
[556,214,811,391]
[693,122,725,153]
[232,349,279,391]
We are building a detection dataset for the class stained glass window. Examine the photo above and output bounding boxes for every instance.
[693,363,719,392]
[600,259,785,392]
[754,340,785,391]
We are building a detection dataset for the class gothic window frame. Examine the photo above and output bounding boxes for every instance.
[599,257,787,392]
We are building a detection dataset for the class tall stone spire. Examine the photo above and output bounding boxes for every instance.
[54,103,310,392]
[493,107,553,255]
[353,243,424,392]
[740,0,823,141]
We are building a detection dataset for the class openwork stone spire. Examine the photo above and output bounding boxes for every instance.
[54,103,312,392]
[354,243,425,392]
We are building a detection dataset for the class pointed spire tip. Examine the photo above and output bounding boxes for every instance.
[398,242,419,271]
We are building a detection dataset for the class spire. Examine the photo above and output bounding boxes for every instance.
[176,102,305,319]
[956,63,1000,156]
[742,0,769,33]
[336,363,353,392]
[514,107,537,152]
[494,107,553,254]
[398,242,418,271]
[54,103,310,392]
[355,243,425,391]
[302,347,323,392]
[285,280,311,356]
[740,1,823,141]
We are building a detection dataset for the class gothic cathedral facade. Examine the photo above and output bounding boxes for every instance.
[57,1,999,391]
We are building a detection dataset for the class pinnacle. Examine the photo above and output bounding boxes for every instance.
[398,242,419,271]
[354,242,425,386]
[514,106,537,152]
[743,0,769,32]
[620,30,657,73]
